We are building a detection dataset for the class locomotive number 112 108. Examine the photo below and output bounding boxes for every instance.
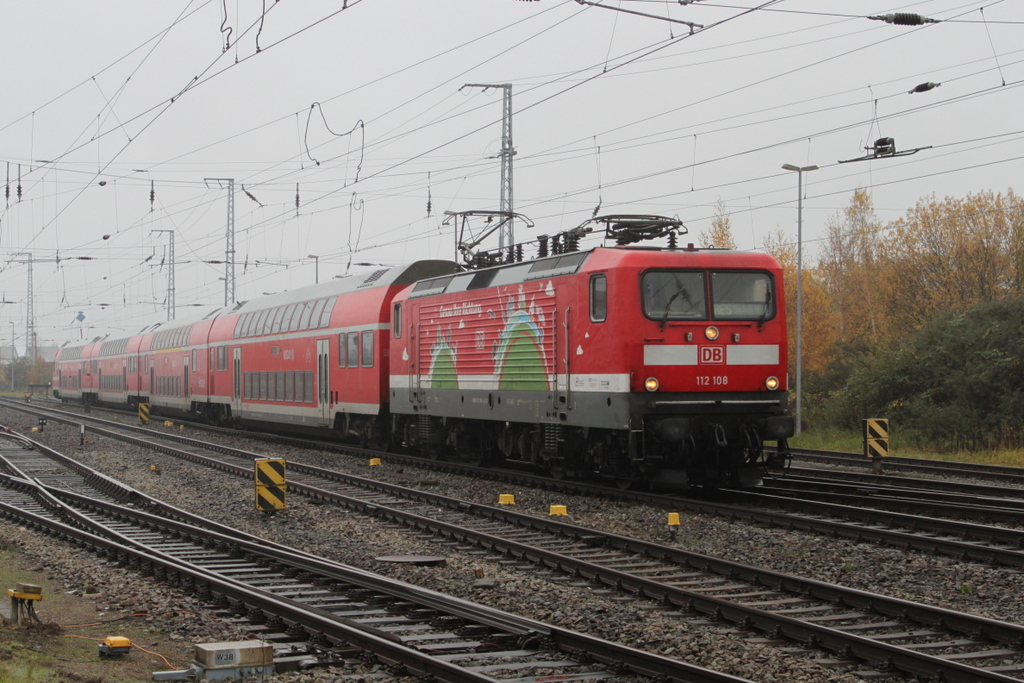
[696,375,729,386]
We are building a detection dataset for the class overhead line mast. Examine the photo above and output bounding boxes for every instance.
[462,83,515,249]
[205,178,236,306]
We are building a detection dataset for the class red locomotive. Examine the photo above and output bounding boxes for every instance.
[53,216,793,487]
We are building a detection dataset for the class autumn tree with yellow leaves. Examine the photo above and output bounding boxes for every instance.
[804,188,1024,449]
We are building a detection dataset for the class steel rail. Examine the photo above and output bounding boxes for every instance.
[13,401,1024,569]
[7,414,1024,681]
[759,479,1024,525]
[781,446,1024,485]
[779,466,1024,500]
[0,473,752,683]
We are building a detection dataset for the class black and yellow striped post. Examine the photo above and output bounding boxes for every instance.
[255,458,286,512]
[863,418,889,473]
[138,403,151,424]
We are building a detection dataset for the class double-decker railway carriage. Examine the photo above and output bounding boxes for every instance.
[389,217,794,487]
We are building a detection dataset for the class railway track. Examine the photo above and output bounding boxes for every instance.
[17,400,1024,570]
[0,430,749,683]
[7,403,1024,681]
[785,447,1024,487]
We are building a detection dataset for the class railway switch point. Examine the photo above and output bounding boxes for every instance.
[498,494,515,505]
[98,636,132,658]
[549,505,568,516]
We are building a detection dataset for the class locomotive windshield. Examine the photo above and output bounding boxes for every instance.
[711,271,774,320]
[642,271,707,320]
[642,270,774,322]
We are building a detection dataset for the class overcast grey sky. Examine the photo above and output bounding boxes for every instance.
[0,0,1020,348]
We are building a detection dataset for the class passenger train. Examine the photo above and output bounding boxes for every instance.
[53,216,794,487]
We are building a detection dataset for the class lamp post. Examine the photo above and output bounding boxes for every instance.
[781,163,818,437]
[308,254,319,284]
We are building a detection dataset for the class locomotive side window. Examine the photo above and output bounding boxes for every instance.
[590,274,607,322]
[711,272,774,321]
[393,304,402,338]
[347,332,359,368]
[361,330,374,367]
[642,271,707,321]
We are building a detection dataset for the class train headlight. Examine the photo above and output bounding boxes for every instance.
[704,326,719,341]
[765,376,780,391]
[644,377,660,392]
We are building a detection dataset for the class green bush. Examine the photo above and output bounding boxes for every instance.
[819,297,1024,451]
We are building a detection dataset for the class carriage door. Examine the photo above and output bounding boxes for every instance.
[232,347,242,414]
[149,359,155,398]
[183,355,190,402]
[122,361,127,396]
[317,338,331,422]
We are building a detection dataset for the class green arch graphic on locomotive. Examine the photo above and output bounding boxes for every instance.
[494,309,550,391]
[428,328,460,390]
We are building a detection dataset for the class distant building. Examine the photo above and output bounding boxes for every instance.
[0,345,18,363]
[36,346,57,363]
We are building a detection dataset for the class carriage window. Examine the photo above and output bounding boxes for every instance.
[361,330,374,367]
[392,304,402,338]
[711,271,774,321]
[590,274,607,323]
[641,271,707,321]
[338,334,347,368]
[298,301,315,330]
[309,298,328,329]
[347,332,359,368]
[318,297,335,328]
[270,306,286,334]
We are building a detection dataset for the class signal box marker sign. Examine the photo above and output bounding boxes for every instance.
[863,418,890,458]
[255,458,286,511]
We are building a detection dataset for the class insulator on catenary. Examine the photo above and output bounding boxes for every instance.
[149,180,155,212]
[295,184,300,216]
[869,13,937,25]
[537,234,549,258]
[909,82,940,94]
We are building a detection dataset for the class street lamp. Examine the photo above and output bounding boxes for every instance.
[308,254,319,284]
[781,163,818,437]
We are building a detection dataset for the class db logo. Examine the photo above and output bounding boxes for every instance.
[699,346,725,364]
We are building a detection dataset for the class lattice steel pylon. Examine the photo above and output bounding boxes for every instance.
[205,178,236,306]
[463,83,515,249]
